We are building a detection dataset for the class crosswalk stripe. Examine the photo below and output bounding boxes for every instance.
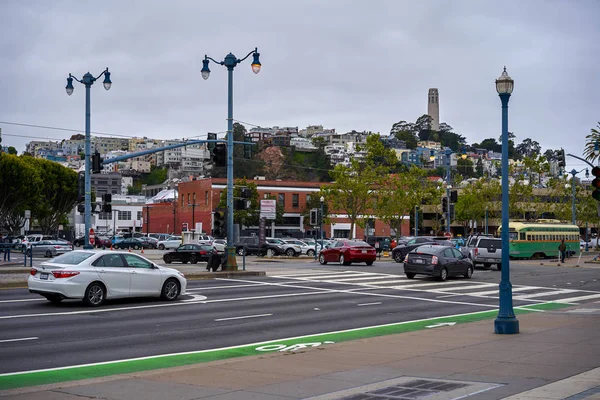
[355,280,408,286]
[432,283,498,292]
[554,293,600,304]
[466,286,538,296]
[273,271,364,278]
[388,281,493,290]
[281,273,373,280]
[514,289,578,300]
[333,275,403,282]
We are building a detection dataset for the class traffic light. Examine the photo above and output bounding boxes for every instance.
[207,133,217,152]
[591,167,600,201]
[310,209,318,226]
[213,208,227,238]
[557,149,565,169]
[212,143,226,167]
[244,136,253,159]
[450,190,458,203]
[92,152,103,173]
[101,193,112,213]
[77,204,85,214]
[442,197,448,214]
[77,171,85,202]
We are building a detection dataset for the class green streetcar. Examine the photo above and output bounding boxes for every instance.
[498,220,580,259]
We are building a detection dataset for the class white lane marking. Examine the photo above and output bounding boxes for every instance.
[556,294,600,304]
[0,305,543,378]
[0,298,46,304]
[0,337,38,343]
[357,302,382,306]
[514,289,578,300]
[272,271,366,278]
[334,275,402,282]
[215,313,272,322]
[465,286,538,296]
[426,322,456,328]
[433,284,497,292]
[186,281,299,291]
[217,278,499,308]
[355,280,407,286]
[291,273,376,280]
[388,281,492,290]
[181,294,208,302]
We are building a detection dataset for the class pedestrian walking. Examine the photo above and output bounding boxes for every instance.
[1,234,10,262]
[558,239,567,263]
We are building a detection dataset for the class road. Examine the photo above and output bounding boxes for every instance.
[1,258,599,376]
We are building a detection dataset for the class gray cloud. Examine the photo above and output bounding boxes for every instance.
[1,0,598,170]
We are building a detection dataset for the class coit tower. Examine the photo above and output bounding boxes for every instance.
[428,88,439,131]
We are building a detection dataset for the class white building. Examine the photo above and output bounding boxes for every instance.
[73,194,146,236]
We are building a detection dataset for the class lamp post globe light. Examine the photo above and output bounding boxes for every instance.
[494,66,519,334]
[201,48,261,270]
[65,68,112,249]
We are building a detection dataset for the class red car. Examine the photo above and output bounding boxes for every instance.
[318,239,376,266]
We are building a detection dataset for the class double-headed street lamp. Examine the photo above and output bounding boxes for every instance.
[65,68,112,249]
[201,48,261,270]
[494,66,519,334]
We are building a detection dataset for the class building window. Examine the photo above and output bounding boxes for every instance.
[193,192,196,203]
[187,193,190,205]
[181,196,184,207]
[264,192,270,199]
[292,194,299,208]
[118,211,131,220]
[278,193,285,207]
[137,211,142,220]
[98,212,111,220]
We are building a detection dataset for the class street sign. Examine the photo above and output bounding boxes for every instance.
[260,199,276,220]
[89,228,95,246]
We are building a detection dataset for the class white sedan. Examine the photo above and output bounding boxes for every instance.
[28,250,187,306]
[157,236,182,250]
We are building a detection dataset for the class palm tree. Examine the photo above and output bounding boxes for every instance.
[583,122,600,163]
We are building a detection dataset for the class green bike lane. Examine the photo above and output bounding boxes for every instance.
[0,301,569,391]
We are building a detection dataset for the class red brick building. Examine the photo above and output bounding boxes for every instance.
[144,178,410,239]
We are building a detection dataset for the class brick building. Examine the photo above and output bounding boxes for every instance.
[144,178,410,239]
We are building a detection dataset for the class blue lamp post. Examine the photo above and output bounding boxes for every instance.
[65,68,112,249]
[201,48,261,270]
[494,67,519,334]
[444,148,453,235]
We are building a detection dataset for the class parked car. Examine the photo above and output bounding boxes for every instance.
[365,236,392,252]
[163,244,215,264]
[138,236,158,249]
[149,233,172,242]
[282,238,317,257]
[28,250,186,306]
[94,236,112,249]
[114,238,151,250]
[234,236,284,256]
[157,236,182,250]
[212,239,226,253]
[26,240,73,258]
[318,239,376,266]
[22,234,54,250]
[392,237,451,262]
[403,245,474,281]
[460,233,494,258]
[470,237,502,270]
[267,237,301,257]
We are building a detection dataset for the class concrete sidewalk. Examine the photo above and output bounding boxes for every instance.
[1,302,599,399]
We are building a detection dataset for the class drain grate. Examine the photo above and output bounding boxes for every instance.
[340,379,470,399]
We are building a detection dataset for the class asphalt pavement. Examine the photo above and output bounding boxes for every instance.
[1,251,600,399]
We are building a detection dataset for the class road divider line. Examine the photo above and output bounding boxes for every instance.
[215,313,272,321]
[0,298,45,304]
[357,302,382,306]
[0,337,38,343]
[0,302,570,391]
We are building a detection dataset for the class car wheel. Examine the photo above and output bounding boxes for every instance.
[393,251,404,263]
[161,278,180,301]
[83,282,106,307]
[483,263,491,269]
[464,265,473,279]
[134,245,140,250]
[158,244,165,250]
[365,261,374,266]
[163,254,172,264]
[44,294,63,304]
[339,254,345,265]
[406,273,416,279]
[307,249,315,257]
[439,267,448,281]
[497,263,502,271]
[190,254,198,264]
[319,253,327,265]
[237,247,245,256]
[45,250,52,258]
[285,248,295,257]
[75,242,81,247]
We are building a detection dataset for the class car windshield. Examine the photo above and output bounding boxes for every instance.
[49,251,95,265]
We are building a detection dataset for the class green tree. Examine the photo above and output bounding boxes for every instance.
[27,158,78,234]
[217,179,283,227]
[390,121,418,149]
[584,122,600,163]
[0,154,42,234]
[7,146,17,155]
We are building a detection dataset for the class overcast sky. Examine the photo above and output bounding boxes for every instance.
[1,0,598,171]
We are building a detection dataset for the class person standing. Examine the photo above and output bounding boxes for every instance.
[558,239,567,263]
[1,234,10,262]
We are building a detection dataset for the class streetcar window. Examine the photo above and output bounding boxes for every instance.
[520,232,526,240]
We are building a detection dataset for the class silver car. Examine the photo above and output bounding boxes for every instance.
[157,236,182,250]
[26,240,73,258]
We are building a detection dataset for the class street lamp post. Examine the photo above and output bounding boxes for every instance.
[445,148,452,235]
[65,68,112,249]
[570,168,589,250]
[494,66,519,334]
[201,48,261,270]
[320,196,324,248]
